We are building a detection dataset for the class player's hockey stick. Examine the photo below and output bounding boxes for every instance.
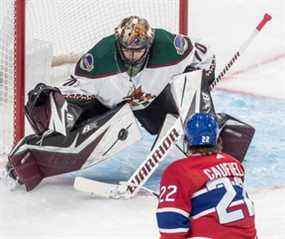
[74,14,272,199]
[210,13,272,90]
[74,177,159,198]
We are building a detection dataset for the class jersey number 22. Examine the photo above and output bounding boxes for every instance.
[207,177,254,224]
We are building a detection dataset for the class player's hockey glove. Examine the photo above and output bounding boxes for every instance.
[28,83,61,107]
[25,83,62,135]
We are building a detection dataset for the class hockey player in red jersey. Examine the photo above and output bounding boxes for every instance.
[156,113,257,239]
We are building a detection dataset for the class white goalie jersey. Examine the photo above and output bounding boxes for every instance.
[59,29,215,111]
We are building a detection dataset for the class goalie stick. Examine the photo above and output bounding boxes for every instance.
[74,13,272,199]
[210,13,272,90]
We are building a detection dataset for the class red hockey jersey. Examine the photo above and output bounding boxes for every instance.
[156,153,256,239]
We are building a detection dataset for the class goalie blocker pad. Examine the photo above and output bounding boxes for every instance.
[8,104,141,191]
[217,113,255,162]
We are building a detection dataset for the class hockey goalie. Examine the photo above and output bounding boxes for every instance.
[2,16,254,193]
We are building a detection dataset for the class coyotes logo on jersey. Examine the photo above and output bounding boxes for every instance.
[123,86,156,109]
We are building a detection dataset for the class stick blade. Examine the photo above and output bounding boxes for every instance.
[74,176,117,198]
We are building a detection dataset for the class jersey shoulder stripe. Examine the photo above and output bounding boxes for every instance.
[156,208,190,232]
[191,181,244,219]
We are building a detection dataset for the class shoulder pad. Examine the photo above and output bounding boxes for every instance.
[148,29,193,68]
[75,34,120,79]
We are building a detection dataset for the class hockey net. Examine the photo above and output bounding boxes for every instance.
[0,0,188,155]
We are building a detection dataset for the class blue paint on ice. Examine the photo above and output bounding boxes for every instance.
[73,90,285,191]
[213,90,285,189]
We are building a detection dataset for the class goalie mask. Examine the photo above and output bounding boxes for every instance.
[115,16,155,66]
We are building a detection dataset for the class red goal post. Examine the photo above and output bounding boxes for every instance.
[0,0,189,155]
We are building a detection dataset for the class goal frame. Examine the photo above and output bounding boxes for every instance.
[12,0,189,145]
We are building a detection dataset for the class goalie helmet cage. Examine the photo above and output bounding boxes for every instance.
[0,0,189,155]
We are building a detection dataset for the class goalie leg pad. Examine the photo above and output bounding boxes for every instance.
[8,129,101,191]
[8,104,141,191]
[9,145,43,191]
